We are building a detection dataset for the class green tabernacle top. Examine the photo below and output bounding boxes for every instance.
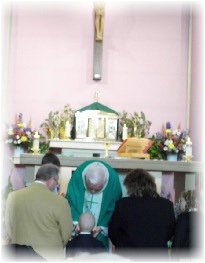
[76,102,118,115]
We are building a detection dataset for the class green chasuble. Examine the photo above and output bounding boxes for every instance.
[65,160,122,248]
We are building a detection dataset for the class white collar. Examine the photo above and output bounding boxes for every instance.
[35,180,46,185]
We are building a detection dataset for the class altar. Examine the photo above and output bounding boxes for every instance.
[15,139,203,202]
[49,139,121,157]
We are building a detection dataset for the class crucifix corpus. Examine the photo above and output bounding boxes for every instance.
[93,2,105,80]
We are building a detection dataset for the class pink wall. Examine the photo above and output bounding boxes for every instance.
[4,2,191,131]
[190,4,204,161]
[1,1,203,187]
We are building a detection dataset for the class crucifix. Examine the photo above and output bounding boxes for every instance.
[93,2,105,80]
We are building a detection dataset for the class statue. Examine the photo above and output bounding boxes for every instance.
[94,2,105,41]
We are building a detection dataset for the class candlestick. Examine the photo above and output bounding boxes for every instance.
[185,137,192,162]
[103,141,110,158]
[122,124,128,141]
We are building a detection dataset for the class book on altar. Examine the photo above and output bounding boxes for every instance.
[117,138,153,154]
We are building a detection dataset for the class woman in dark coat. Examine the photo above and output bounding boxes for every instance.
[108,168,175,260]
[172,190,202,260]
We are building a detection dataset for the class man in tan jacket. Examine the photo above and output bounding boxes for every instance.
[5,163,72,261]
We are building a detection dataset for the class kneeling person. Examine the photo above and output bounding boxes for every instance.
[66,212,105,257]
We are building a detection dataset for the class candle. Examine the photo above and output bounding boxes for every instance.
[186,137,192,157]
[122,124,128,141]
[65,121,71,139]
[33,131,40,151]
[34,131,40,138]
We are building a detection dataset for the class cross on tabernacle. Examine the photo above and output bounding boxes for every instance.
[93,2,105,80]
[94,90,100,102]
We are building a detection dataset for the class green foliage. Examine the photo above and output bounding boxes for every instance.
[40,104,75,132]
[147,136,166,160]
[39,142,50,154]
[119,110,133,129]
[119,110,152,138]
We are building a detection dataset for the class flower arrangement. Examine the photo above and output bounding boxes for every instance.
[118,110,152,139]
[59,104,75,129]
[6,113,33,149]
[156,122,188,155]
[40,104,75,139]
[40,110,60,139]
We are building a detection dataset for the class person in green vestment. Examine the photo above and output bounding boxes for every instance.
[65,160,122,250]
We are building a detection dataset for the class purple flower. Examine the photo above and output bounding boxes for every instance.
[18,113,23,123]
[178,132,183,142]
[156,132,162,139]
[166,122,171,129]
[24,127,31,132]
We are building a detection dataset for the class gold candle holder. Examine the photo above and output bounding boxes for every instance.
[103,141,110,158]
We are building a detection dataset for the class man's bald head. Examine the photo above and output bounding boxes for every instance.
[78,212,95,232]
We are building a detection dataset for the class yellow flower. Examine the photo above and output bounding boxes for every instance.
[168,143,174,149]
[8,130,13,135]
[17,123,24,128]
[21,135,28,142]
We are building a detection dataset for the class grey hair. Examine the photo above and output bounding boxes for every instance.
[83,162,108,186]
[35,163,59,182]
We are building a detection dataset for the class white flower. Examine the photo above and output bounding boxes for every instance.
[172,129,181,136]
[164,139,173,146]
[163,146,168,151]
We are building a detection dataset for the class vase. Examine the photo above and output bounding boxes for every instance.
[59,127,65,139]
[166,153,178,161]
[14,146,24,157]
[48,128,54,139]
[53,127,59,139]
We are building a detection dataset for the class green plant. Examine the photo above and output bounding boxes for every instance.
[59,104,75,128]
[40,111,60,131]
[119,110,152,138]
[147,136,166,160]
[40,104,75,139]
[38,142,50,154]
[131,111,152,138]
